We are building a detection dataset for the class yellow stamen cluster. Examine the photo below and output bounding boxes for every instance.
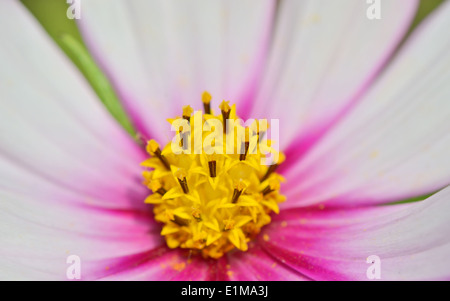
[141,92,286,259]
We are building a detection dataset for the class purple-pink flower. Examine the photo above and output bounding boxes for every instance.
[1,0,450,280]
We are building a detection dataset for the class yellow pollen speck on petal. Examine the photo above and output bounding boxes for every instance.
[140,93,286,259]
[172,262,186,272]
[281,221,288,228]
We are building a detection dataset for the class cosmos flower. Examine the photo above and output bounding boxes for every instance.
[1,0,450,280]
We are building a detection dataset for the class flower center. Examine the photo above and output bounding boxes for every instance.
[141,92,286,259]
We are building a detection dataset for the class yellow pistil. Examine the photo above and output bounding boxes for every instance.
[142,92,286,259]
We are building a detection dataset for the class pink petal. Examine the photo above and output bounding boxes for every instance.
[77,0,276,142]
[251,0,418,155]
[260,185,450,280]
[283,1,450,208]
[221,243,310,280]
[0,1,147,210]
[0,1,156,280]
[98,247,215,281]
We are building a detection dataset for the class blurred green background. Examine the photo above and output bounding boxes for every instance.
[410,0,445,28]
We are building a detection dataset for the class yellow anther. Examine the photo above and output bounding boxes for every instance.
[165,209,175,221]
[234,178,248,192]
[239,128,251,161]
[244,127,250,142]
[262,179,280,196]
[202,91,212,114]
[148,179,167,195]
[261,153,286,182]
[277,152,286,165]
[252,119,269,143]
[146,139,171,170]
[269,179,280,191]
[219,100,231,113]
[182,105,194,121]
[219,101,231,134]
[174,168,188,181]
[148,179,162,192]
[202,91,212,104]
[191,208,202,220]
[148,180,162,192]
[174,168,189,194]
[146,139,160,155]
[255,119,269,134]
[231,179,247,203]
[208,153,218,161]
[142,170,152,180]
[223,219,235,231]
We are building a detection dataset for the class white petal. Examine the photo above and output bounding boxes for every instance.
[0,1,156,280]
[78,0,276,142]
[262,185,450,280]
[283,1,450,208]
[251,0,418,150]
